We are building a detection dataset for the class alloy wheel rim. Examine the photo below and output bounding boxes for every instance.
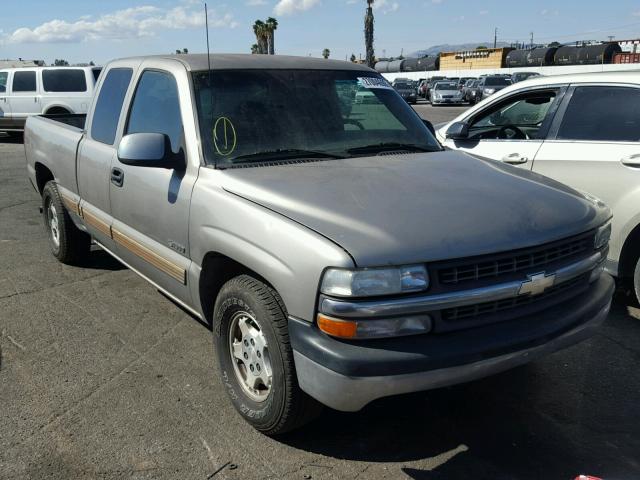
[228,311,273,402]
[48,201,60,248]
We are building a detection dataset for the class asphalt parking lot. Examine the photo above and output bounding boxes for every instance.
[1,107,640,479]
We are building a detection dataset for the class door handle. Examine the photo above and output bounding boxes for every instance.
[621,154,640,167]
[111,167,124,187]
[502,153,529,165]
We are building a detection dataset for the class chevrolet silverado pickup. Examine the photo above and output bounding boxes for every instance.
[25,54,614,435]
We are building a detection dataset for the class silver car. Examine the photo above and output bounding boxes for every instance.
[429,80,465,105]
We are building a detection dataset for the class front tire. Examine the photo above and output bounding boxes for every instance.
[42,181,90,264]
[214,275,322,435]
[633,258,640,305]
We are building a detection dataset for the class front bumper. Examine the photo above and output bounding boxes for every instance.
[432,98,465,104]
[290,274,614,411]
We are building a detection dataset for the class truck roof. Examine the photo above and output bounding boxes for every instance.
[112,54,376,72]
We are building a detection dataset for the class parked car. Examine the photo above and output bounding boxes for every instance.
[429,80,465,105]
[474,75,512,103]
[417,79,429,98]
[393,79,418,104]
[437,71,640,300]
[425,76,446,98]
[457,77,476,90]
[512,71,541,83]
[0,66,101,134]
[25,54,613,436]
[462,79,480,103]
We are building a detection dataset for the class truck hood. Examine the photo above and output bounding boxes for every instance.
[220,151,609,266]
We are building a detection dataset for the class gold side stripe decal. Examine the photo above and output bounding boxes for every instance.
[81,207,112,238]
[111,228,186,284]
[60,194,81,217]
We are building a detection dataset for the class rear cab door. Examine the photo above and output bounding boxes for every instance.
[108,58,200,306]
[77,61,138,252]
[441,85,566,170]
[532,82,640,271]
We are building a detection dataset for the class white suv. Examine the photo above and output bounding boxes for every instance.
[0,66,101,133]
[437,71,640,300]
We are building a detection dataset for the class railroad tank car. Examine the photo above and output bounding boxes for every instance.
[555,43,621,65]
[505,47,559,68]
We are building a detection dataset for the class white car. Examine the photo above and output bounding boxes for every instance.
[0,66,101,134]
[437,71,640,300]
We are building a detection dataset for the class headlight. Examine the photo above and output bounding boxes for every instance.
[483,88,495,94]
[595,222,611,249]
[321,265,429,297]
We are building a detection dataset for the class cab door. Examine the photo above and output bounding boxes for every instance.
[8,70,41,124]
[441,87,565,170]
[0,71,11,129]
[77,66,136,251]
[109,61,199,305]
[532,84,640,268]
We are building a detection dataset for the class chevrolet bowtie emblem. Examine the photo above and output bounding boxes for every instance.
[519,272,556,296]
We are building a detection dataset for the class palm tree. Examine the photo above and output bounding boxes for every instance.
[251,44,259,54]
[253,20,268,54]
[364,0,375,68]
[322,48,330,59]
[265,17,278,55]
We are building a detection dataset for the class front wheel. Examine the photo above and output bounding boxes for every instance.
[214,275,322,435]
[633,258,640,305]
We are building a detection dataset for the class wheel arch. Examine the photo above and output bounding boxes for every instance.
[44,105,73,115]
[198,252,277,327]
[618,222,640,279]
[34,162,54,195]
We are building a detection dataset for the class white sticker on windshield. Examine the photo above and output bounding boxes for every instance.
[357,77,393,90]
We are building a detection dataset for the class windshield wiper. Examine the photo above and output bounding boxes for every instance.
[231,149,345,163]
[347,142,437,155]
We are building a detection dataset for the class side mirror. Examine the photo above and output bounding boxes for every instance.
[118,133,183,169]
[422,119,435,136]
[445,121,469,140]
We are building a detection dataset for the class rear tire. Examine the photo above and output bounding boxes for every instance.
[42,181,90,264]
[214,274,322,435]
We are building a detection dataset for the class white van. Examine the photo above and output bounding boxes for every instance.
[0,66,101,133]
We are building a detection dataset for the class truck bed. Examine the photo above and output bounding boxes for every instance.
[24,115,85,196]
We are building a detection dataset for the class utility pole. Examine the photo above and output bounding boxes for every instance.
[530,32,534,49]
[607,35,615,42]
[493,27,497,48]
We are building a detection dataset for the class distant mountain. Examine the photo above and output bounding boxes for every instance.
[410,42,511,58]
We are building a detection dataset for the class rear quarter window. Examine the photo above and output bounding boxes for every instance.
[42,69,87,92]
[12,71,36,92]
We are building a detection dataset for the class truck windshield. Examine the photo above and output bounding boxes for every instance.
[192,69,440,167]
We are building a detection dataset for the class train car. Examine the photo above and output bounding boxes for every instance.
[613,52,640,64]
[374,61,390,73]
[526,47,558,66]
[555,43,621,65]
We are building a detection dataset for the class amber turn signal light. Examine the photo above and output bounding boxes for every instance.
[317,314,357,339]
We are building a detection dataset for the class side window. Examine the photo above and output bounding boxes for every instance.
[0,72,7,93]
[126,70,183,154]
[42,69,87,92]
[469,90,558,140]
[12,71,36,92]
[91,68,133,145]
[557,86,640,142]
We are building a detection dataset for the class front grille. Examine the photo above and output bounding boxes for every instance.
[442,272,590,322]
[436,232,593,287]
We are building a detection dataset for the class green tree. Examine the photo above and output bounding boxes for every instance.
[364,0,375,68]
[251,43,260,54]
[350,53,357,62]
[253,20,268,54]
[265,17,278,55]
[476,45,488,50]
[322,48,330,59]
[53,59,69,66]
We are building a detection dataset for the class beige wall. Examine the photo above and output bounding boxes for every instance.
[439,48,511,71]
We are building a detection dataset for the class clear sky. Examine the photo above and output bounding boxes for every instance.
[1,0,640,65]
